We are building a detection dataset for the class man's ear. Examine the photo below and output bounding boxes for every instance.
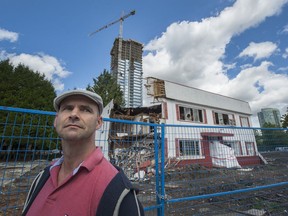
[96,117,103,130]
[54,114,58,128]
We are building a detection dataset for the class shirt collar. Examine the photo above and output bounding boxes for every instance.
[50,147,104,175]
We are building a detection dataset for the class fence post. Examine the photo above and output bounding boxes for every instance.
[153,124,161,216]
[160,123,166,216]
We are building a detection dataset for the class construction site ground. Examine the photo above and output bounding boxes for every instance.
[137,151,288,216]
[0,151,288,216]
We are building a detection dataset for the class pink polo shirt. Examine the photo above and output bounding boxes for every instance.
[27,147,118,216]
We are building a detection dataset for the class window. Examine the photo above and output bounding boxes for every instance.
[240,116,250,127]
[245,142,255,156]
[223,141,242,156]
[179,140,201,156]
[213,112,235,126]
[179,106,204,123]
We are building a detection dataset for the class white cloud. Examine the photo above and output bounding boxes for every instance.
[278,66,288,71]
[3,52,71,91]
[240,63,253,70]
[52,78,65,92]
[143,0,288,119]
[282,24,288,33]
[283,47,288,59]
[220,61,288,114]
[0,28,18,42]
[239,42,278,61]
[0,26,71,91]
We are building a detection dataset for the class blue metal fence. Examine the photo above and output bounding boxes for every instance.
[0,106,288,215]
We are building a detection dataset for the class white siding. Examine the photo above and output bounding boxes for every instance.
[164,81,252,115]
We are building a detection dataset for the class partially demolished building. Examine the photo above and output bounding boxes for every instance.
[96,77,263,179]
[144,77,262,167]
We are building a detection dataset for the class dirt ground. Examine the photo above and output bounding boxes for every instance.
[0,152,288,216]
[139,151,288,215]
[0,160,48,216]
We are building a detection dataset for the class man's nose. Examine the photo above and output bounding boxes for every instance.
[69,108,80,121]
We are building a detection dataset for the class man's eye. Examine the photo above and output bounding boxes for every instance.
[82,108,92,112]
[62,106,72,111]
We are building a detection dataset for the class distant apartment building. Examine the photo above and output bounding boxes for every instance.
[110,38,143,108]
[257,108,281,127]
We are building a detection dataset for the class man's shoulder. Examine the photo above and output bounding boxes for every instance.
[91,156,118,177]
[96,165,144,216]
[111,165,134,189]
[83,148,118,175]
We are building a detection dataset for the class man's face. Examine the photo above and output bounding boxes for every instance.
[54,95,102,141]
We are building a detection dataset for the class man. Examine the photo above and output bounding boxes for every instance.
[22,89,144,216]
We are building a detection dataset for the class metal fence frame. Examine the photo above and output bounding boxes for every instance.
[1,106,288,215]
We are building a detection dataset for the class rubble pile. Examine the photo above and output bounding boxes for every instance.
[113,143,156,181]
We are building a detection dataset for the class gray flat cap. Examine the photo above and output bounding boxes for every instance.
[53,89,103,115]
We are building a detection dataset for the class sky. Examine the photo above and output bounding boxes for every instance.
[1,0,288,126]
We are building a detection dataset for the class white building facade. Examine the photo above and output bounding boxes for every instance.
[146,77,262,167]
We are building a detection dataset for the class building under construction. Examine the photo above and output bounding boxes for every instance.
[110,38,143,108]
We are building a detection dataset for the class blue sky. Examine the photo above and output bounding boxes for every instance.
[1,0,288,126]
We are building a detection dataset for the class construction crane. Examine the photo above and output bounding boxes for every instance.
[89,10,136,107]
[89,10,136,38]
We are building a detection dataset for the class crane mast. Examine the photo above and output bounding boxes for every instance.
[89,10,136,107]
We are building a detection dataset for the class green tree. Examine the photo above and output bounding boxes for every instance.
[0,60,58,155]
[0,60,56,111]
[260,122,288,151]
[281,107,288,128]
[87,69,125,107]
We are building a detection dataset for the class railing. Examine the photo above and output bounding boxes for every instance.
[0,106,288,215]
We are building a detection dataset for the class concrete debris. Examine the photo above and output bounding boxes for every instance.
[244,209,266,216]
[112,143,156,181]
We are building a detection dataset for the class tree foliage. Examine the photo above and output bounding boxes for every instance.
[0,60,56,111]
[281,107,288,128]
[87,69,125,107]
[258,122,288,151]
[0,60,57,154]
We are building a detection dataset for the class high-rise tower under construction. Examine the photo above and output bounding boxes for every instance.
[110,38,143,108]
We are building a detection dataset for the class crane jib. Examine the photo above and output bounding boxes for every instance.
[89,10,136,38]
